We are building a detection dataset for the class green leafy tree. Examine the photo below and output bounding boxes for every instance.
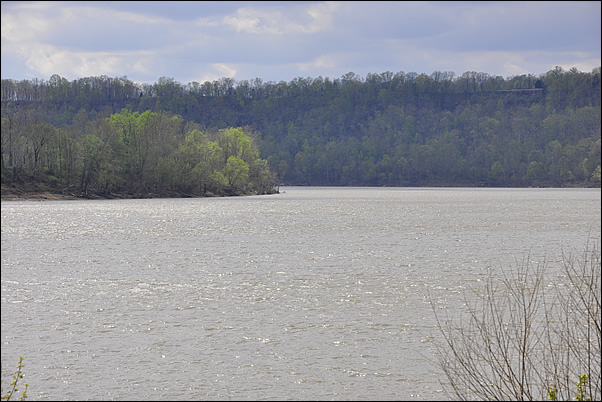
[223,155,249,191]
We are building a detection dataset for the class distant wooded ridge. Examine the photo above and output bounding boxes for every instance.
[1,66,600,193]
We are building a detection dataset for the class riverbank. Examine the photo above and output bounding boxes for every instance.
[1,184,278,201]
[2,184,81,200]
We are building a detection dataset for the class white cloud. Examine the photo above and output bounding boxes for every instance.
[20,42,157,79]
[222,1,339,35]
[298,54,341,72]
[1,5,52,44]
[303,1,340,33]
[194,63,238,83]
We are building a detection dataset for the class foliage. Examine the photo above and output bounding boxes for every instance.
[0,106,278,197]
[548,375,592,401]
[431,241,601,401]
[576,374,592,401]
[1,357,28,401]
[1,66,601,189]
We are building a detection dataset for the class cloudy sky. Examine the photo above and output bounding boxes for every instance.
[1,1,600,85]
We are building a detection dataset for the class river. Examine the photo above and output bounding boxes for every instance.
[2,187,600,400]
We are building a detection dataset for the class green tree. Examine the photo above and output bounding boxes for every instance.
[223,155,249,191]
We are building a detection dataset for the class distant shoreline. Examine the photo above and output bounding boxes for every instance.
[2,191,82,201]
[3,184,599,202]
[1,185,278,201]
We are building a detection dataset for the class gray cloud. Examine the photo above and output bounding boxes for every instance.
[1,1,600,84]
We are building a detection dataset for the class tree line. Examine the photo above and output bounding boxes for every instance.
[2,66,601,192]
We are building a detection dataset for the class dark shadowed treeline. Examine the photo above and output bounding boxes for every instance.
[2,66,600,191]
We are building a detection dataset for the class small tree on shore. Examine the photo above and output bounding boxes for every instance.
[431,240,601,401]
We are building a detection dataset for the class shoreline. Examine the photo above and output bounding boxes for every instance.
[1,185,279,201]
[1,191,276,201]
[2,192,82,201]
[2,184,597,202]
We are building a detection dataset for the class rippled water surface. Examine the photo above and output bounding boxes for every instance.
[2,187,600,400]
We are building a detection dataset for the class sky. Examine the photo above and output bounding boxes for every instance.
[1,1,601,85]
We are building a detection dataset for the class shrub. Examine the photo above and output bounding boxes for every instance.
[431,240,601,401]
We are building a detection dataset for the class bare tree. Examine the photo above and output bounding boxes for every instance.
[431,240,601,401]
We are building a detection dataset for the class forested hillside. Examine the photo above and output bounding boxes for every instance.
[2,66,600,195]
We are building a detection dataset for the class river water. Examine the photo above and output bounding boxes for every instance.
[1,187,600,401]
